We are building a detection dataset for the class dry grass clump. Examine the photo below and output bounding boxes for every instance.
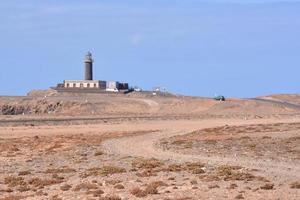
[98,195,121,200]
[132,158,164,177]
[130,187,147,198]
[198,165,263,182]
[52,173,65,181]
[73,182,98,191]
[148,181,168,188]
[82,165,126,177]
[50,195,62,200]
[136,169,158,177]
[171,140,193,148]
[100,165,126,176]
[144,181,166,194]
[28,177,63,189]
[208,184,220,189]
[1,188,13,193]
[35,190,48,196]
[165,164,185,172]
[217,165,242,173]
[132,158,163,169]
[163,198,193,200]
[0,195,27,200]
[45,167,76,174]
[4,176,26,188]
[0,144,20,153]
[86,189,104,197]
[16,185,30,192]
[228,183,238,189]
[290,181,300,189]
[164,162,205,174]
[260,183,274,190]
[60,184,72,191]
[18,171,31,176]
[185,162,205,174]
[106,179,122,185]
[94,151,104,156]
[114,184,125,189]
[235,194,244,199]
[216,165,256,181]
[130,181,167,197]
[199,174,221,182]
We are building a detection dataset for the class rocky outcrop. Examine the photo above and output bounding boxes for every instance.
[0,100,63,115]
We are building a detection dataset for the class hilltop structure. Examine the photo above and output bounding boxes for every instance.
[53,52,129,93]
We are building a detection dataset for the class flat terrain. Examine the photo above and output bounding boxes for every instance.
[0,91,299,200]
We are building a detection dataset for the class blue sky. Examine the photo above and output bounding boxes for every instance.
[0,0,299,97]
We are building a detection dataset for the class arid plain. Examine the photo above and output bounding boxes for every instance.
[0,90,299,200]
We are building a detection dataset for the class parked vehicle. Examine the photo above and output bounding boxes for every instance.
[214,95,226,101]
[134,87,142,92]
[106,88,119,93]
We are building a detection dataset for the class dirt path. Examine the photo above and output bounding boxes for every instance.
[102,119,300,183]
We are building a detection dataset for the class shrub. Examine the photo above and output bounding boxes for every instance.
[18,171,31,176]
[94,151,104,156]
[290,181,300,189]
[99,195,122,200]
[83,166,126,177]
[73,182,98,191]
[114,184,125,189]
[132,158,163,169]
[130,187,147,197]
[4,176,26,187]
[60,184,72,191]
[28,178,63,189]
[260,183,274,190]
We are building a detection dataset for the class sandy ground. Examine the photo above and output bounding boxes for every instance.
[0,117,299,200]
[0,92,300,199]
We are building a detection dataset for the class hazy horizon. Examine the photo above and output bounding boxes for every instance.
[1,0,300,98]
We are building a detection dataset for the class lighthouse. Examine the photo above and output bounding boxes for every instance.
[84,51,93,80]
[54,51,129,92]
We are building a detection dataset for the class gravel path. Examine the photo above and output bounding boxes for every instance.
[102,121,300,183]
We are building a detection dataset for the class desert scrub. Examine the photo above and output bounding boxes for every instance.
[98,195,121,200]
[28,177,63,189]
[45,167,76,174]
[290,181,300,189]
[165,164,185,172]
[94,150,104,156]
[86,189,104,197]
[73,182,98,191]
[0,195,27,200]
[130,181,167,197]
[185,162,205,174]
[132,158,164,177]
[132,158,163,169]
[16,185,30,192]
[163,198,193,200]
[60,184,72,191]
[18,171,31,176]
[235,194,244,199]
[164,162,205,174]
[114,184,125,189]
[260,183,274,190]
[105,179,122,185]
[130,187,147,198]
[4,176,26,188]
[216,165,256,181]
[81,165,126,177]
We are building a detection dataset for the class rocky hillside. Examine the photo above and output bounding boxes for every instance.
[1,90,300,117]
